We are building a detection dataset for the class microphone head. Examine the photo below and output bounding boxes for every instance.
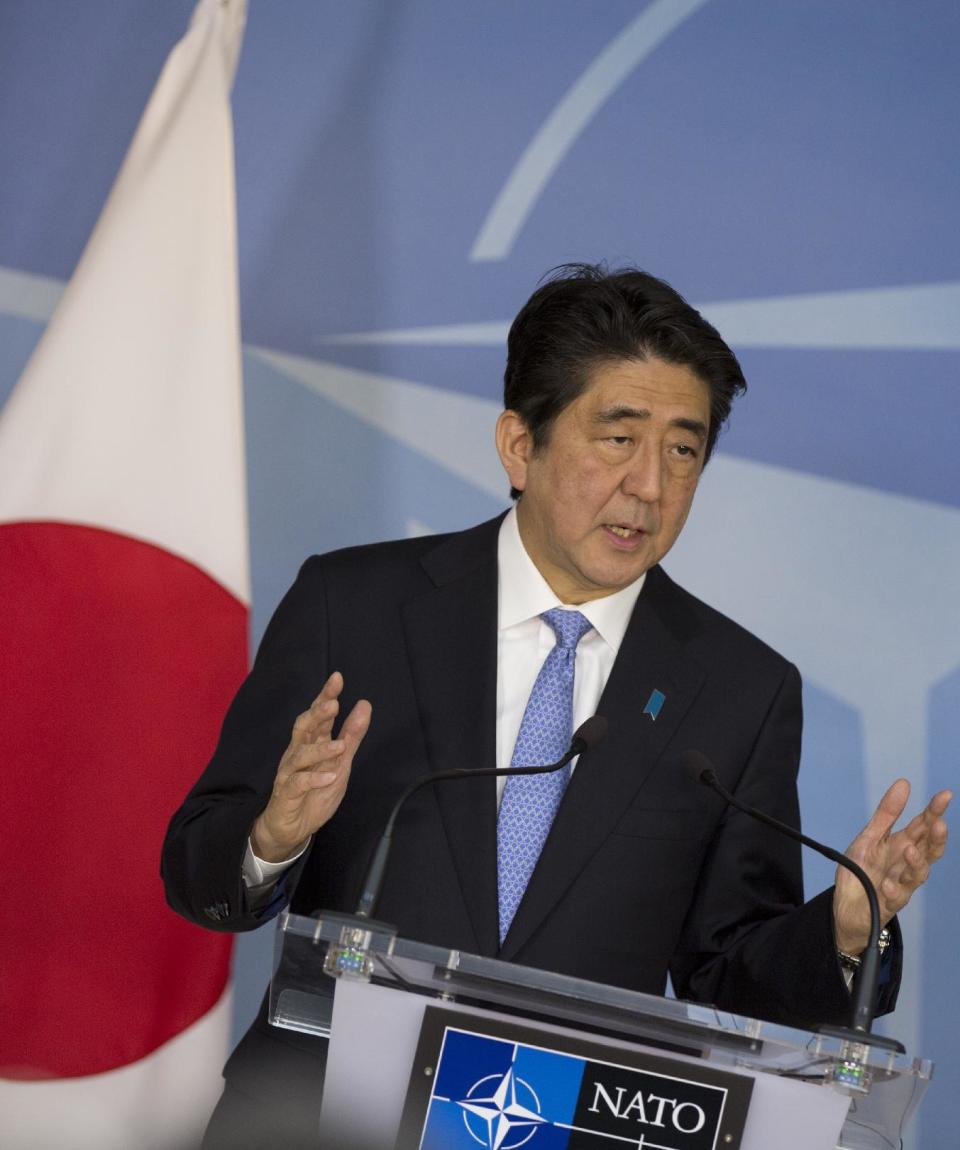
[678,749,717,788]
[572,714,608,753]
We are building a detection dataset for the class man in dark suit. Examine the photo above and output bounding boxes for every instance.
[162,265,950,1148]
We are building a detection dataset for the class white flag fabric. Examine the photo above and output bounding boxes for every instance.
[0,2,249,1146]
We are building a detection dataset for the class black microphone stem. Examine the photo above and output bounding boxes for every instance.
[355,716,606,920]
[355,761,568,918]
[682,751,903,1052]
[711,779,882,1034]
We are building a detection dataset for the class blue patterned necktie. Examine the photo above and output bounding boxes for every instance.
[497,607,593,945]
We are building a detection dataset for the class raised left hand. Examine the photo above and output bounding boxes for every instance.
[833,779,951,955]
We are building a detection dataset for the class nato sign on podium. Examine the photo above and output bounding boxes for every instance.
[268,910,931,1150]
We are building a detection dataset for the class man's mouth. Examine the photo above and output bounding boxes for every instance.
[605,524,641,538]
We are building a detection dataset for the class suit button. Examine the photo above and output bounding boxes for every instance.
[204,899,230,922]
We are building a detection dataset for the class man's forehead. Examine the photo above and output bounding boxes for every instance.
[576,357,711,413]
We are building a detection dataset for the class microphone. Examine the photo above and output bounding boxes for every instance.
[680,749,903,1053]
[354,715,608,919]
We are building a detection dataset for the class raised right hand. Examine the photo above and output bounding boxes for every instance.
[250,671,372,863]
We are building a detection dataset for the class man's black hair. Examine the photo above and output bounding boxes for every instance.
[503,263,747,498]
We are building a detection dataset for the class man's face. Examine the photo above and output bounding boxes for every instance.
[496,357,711,604]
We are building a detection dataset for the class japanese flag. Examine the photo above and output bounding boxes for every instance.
[0,2,249,1146]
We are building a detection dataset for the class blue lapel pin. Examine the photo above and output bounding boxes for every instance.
[643,689,666,721]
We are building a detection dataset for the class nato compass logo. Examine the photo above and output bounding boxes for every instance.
[418,1029,582,1150]
[457,1065,547,1149]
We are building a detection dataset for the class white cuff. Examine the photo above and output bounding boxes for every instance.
[242,836,311,889]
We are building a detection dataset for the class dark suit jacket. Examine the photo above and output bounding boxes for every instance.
[162,515,899,1109]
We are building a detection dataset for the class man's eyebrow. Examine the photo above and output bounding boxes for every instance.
[593,405,649,423]
[673,417,708,441]
[593,406,708,440]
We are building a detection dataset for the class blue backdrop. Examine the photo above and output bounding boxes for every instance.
[2,3,957,1146]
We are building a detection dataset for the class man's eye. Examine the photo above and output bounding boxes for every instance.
[606,436,631,446]
[674,443,699,458]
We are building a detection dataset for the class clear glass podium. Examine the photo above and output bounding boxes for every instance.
[269,910,932,1150]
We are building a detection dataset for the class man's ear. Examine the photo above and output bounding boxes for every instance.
[495,410,532,494]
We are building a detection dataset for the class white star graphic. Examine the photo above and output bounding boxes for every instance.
[457,1067,547,1150]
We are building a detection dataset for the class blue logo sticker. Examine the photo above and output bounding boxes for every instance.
[643,689,666,721]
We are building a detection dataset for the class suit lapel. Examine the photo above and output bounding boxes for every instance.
[400,517,502,956]
[499,566,706,960]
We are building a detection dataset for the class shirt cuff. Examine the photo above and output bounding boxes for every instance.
[242,836,311,889]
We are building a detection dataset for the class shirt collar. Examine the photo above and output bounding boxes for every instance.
[498,506,646,652]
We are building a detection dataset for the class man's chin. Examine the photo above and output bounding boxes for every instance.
[573,555,653,600]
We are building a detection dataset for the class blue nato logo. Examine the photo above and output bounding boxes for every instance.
[458,1066,546,1149]
[419,1029,584,1150]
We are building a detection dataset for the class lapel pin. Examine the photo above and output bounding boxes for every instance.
[643,689,666,721]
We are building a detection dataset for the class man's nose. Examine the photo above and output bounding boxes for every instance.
[621,447,662,503]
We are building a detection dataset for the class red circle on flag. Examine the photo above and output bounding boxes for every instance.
[1,523,246,1078]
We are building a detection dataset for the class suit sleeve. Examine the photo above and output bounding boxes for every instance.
[160,558,328,932]
[669,663,900,1029]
